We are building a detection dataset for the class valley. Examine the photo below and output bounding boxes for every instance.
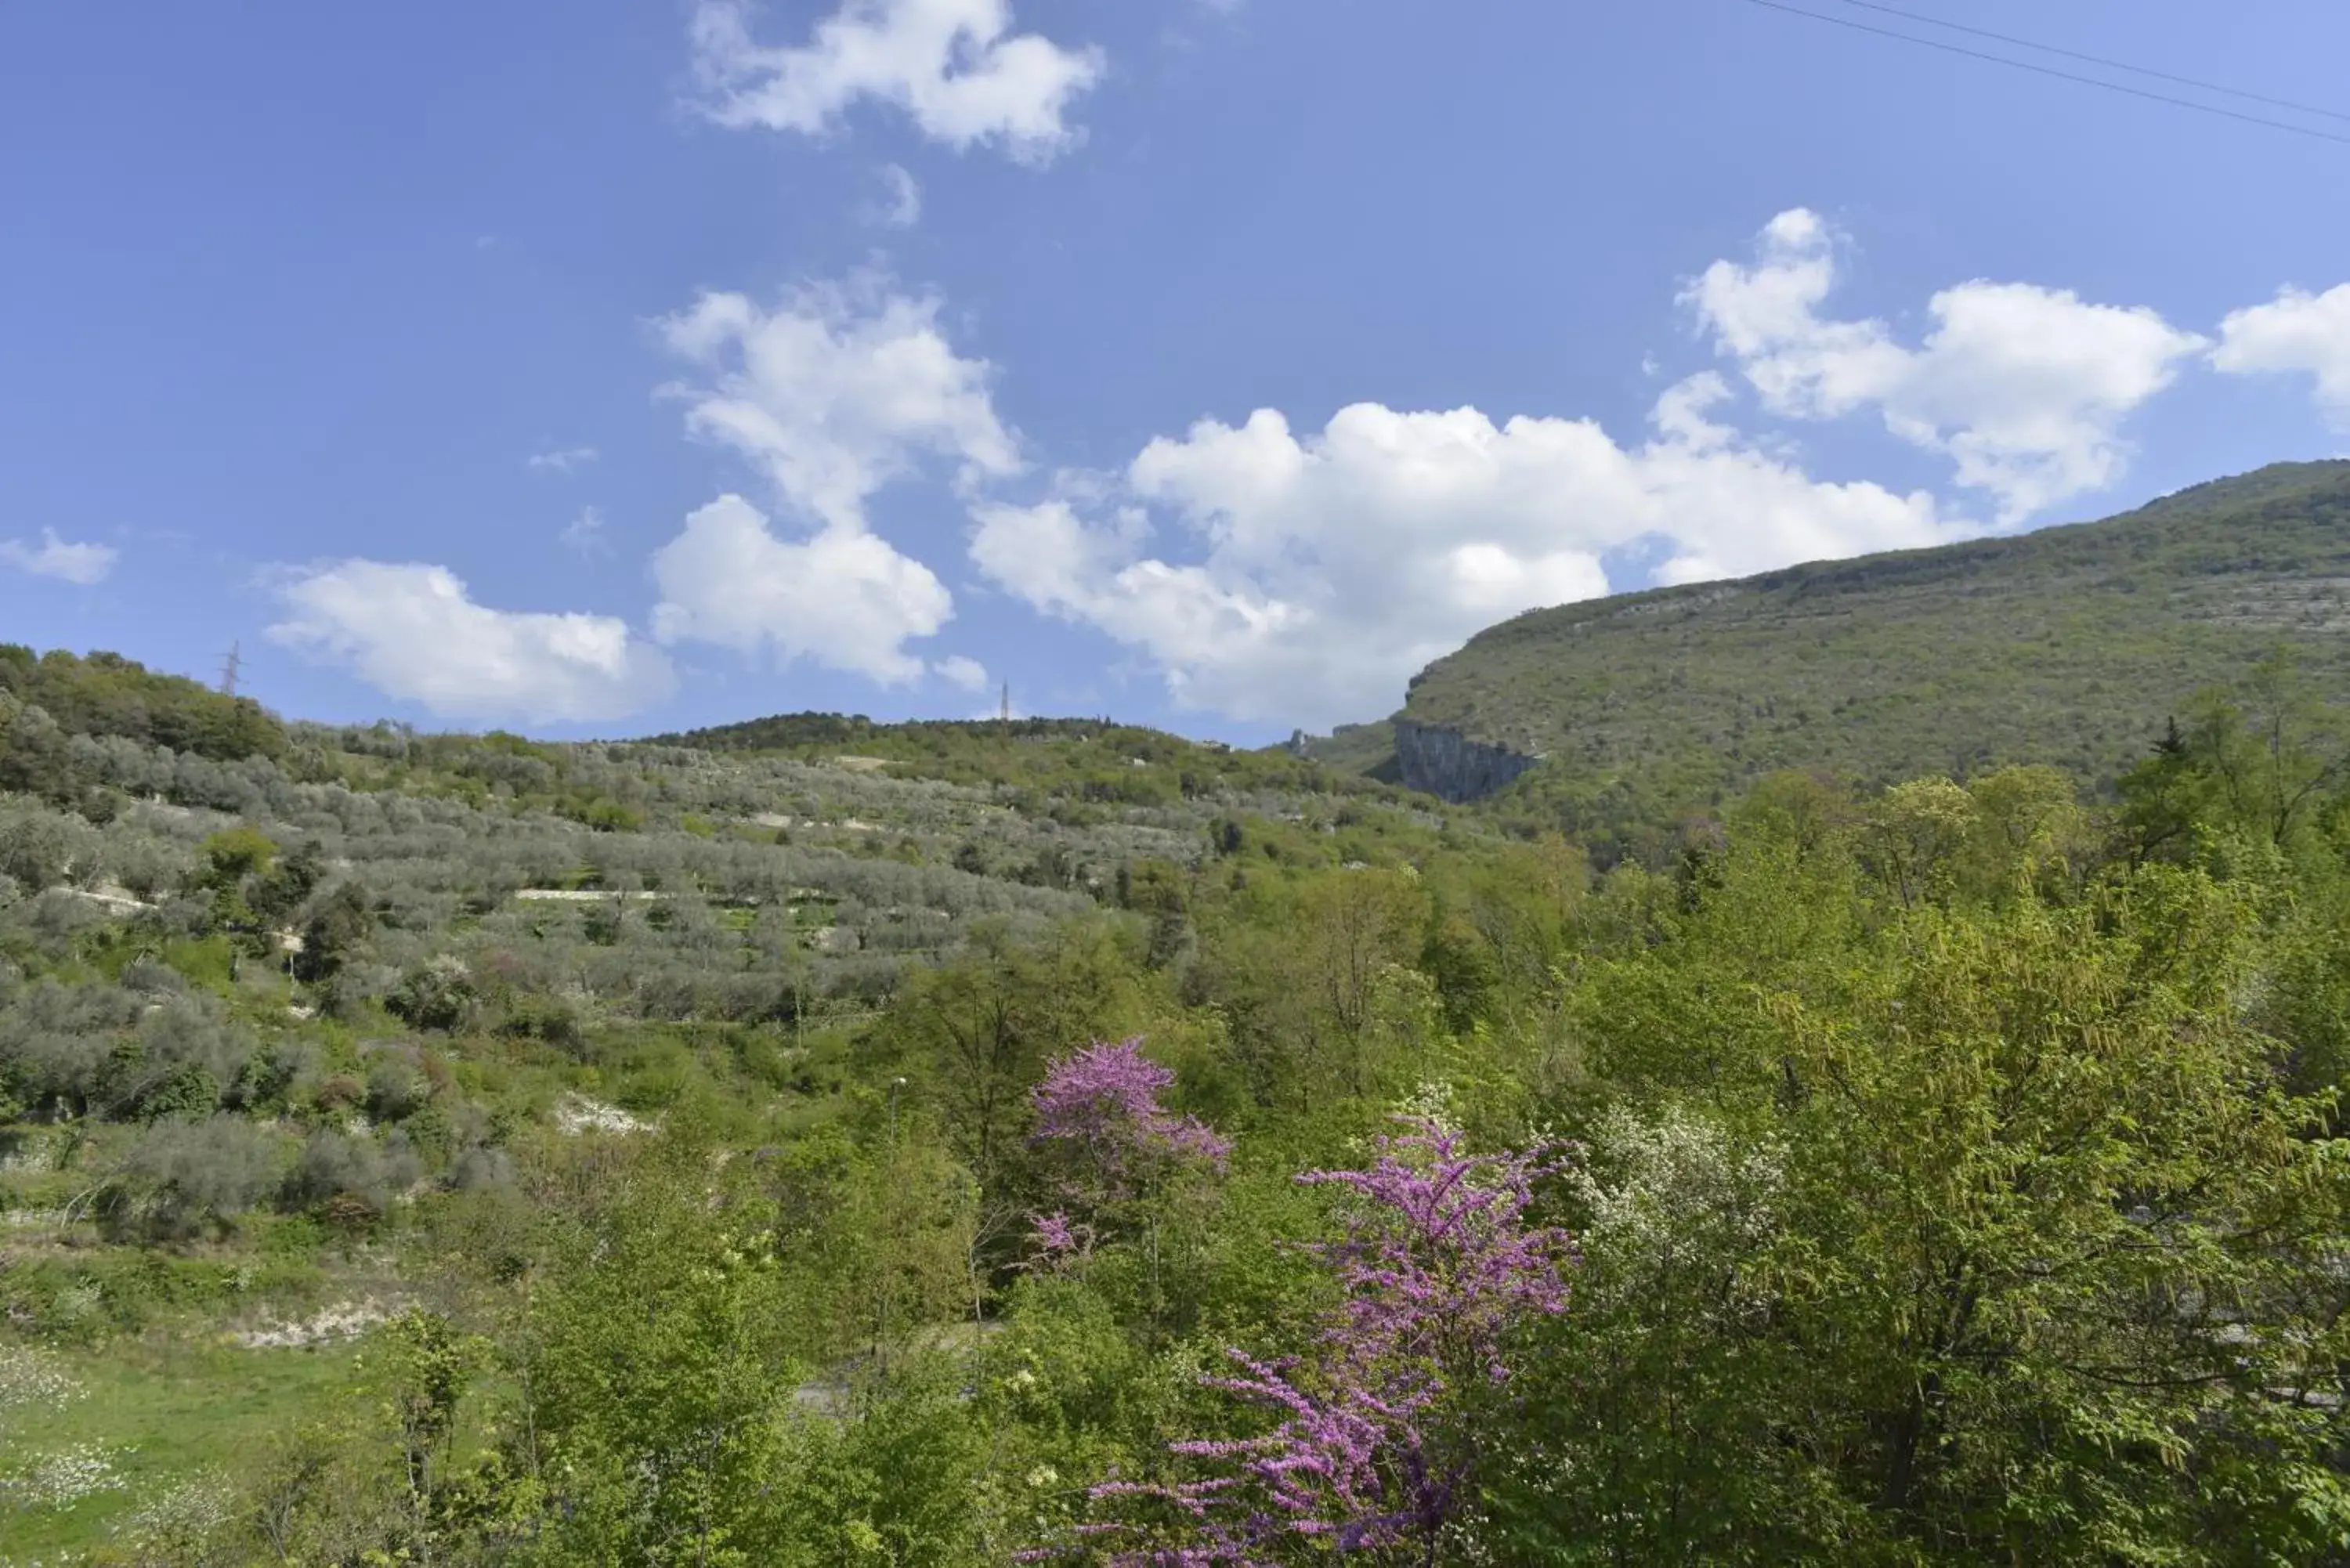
[8,464,2350,1563]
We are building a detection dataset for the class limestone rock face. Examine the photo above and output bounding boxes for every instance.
[1393,719,1539,803]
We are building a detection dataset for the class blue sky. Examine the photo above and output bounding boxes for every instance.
[4,1,2348,744]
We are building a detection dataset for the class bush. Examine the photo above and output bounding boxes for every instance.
[494,993,585,1054]
[225,1043,309,1112]
[280,1128,421,1219]
[363,1057,428,1122]
[292,882,374,984]
[103,1116,287,1241]
[446,1145,516,1194]
[386,956,477,1033]
[133,1064,222,1122]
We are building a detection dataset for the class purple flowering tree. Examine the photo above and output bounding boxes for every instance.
[1058,1118,1574,1566]
[1025,1039,1231,1305]
[1031,1038,1232,1186]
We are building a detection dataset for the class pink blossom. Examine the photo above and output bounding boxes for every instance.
[1044,1118,1575,1564]
[1030,1038,1231,1172]
[1021,1038,1230,1274]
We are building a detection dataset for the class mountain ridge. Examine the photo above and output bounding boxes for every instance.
[1303,459,2350,851]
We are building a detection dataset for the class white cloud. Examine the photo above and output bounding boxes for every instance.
[269,561,674,724]
[647,280,1012,684]
[1,529,118,586]
[935,653,989,691]
[658,279,1018,530]
[1684,209,2207,521]
[527,445,599,473]
[877,163,923,226]
[560,507,609,555]
[971,382,1965,729]
[688,0,1102,163]
[2213,283,2350,431]
[650,494,953,684]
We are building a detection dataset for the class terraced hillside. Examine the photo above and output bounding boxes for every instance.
[2,650,1498,1559]
[1315,460,2350,854]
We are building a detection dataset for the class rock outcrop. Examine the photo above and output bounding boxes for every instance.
[1392,719,1541,802]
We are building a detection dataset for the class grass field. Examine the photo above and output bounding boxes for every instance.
[1,1333,358,1563]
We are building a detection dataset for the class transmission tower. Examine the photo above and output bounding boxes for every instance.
[219,641,242,698]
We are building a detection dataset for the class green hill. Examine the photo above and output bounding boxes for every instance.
[1309,460,2350,854]
[642,710,1415,807]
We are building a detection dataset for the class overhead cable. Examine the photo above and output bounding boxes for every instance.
[1741,0,2350,149]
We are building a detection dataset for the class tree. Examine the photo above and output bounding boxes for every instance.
[519,1134,802,1567]
[1064,1119,1571,1566]
[1025,1038,1229,1339]
[1549,847,2350,1563]
[293,881,374,984]
[876,921,1150,1197]
[2120,652,2350,862]
[1858,777,1977,909]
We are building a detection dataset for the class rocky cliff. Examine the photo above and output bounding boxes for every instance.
[1392,719,1542,803]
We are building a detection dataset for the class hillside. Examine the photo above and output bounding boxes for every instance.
[1314,460,2350,853]
[2,649,1510,1559]
[10,638,2350,1562]
[646,710,1415,805]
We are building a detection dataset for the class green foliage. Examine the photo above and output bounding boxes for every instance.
[1495,833,2350,1563]
[0,645,287,773]
[1369,461,2350,860]
[17,617,2350,1563]
[387,955,479,1033]
[292,880,375,984]
[646,708,1414,811]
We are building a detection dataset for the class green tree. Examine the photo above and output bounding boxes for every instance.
[873,920,1152,1196]
[1524,849,2350,1563]
[293,880,375,984]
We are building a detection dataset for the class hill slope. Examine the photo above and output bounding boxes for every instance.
[1324,460,2350,847]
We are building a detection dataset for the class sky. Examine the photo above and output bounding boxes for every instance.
[4,0,2348,746]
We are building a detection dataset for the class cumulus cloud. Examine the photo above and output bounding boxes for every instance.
[1,529,118,586]
[1684,209,2207,521]
[935,653,989,691]
[688,0,1102,162]
[527,445,599,473]
[647,280,1015,681]
[971,381,1965,728]
[651,495,953,684]
[2213,283,2350,431]
[269,561,674,724]
[658,279,1018,529]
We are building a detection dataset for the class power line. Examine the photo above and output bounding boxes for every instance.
[1741,0,2350,149]
[1821,0,2350,125]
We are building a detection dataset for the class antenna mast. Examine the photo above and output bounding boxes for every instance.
[219,641,243,698]
[1000,681,1010,726]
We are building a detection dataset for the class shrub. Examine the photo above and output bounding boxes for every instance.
[103,1116,287,1241]
[225,1043,308,1112]
[363,1057,428,1122]
[292,881,374,984]
[280,1128,422,1219]
[386,956,477,1033]
[446,1145,516,1194]
[495,994,584,1054]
